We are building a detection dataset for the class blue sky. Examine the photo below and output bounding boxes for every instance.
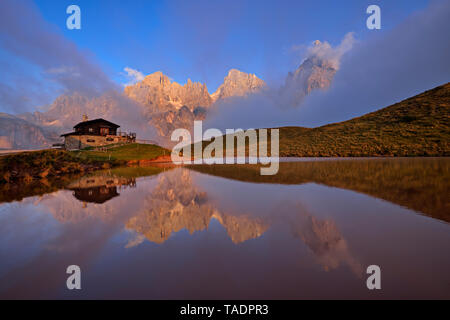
[34,0,429,90]
[0,0,435,113]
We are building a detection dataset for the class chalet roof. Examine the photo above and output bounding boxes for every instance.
[60,131,78,137]
[73,118,120,129]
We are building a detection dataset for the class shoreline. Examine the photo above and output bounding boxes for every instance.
[1,147,449,184]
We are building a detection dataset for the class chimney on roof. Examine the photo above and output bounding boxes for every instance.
[82,114,88,122]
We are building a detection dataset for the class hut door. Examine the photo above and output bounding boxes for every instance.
[100,128,109,136]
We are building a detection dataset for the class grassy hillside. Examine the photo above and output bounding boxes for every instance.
[189,83,450,157]
[0,149,123,183]
[0,143,169,183]
[71,143,169,161]
[278,83,450,157]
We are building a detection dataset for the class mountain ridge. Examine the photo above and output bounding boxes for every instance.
[211,69,266,101]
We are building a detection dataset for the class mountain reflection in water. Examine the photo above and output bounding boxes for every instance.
[125,169,268,245]
[0,158,449,299]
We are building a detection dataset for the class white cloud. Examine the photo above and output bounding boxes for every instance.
[123,67,145,86]
[293,32,355,70]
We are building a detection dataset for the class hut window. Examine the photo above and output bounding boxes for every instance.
[87,139,95,143]
[89,128,93,133]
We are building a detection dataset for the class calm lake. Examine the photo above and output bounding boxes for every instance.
[0,158,449,299]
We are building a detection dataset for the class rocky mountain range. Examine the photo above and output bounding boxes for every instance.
[124,68,267,139]
[124,71,213,113]
[281,41,337,106]
[283,56,336,102]
[211,69,266,101]
[0,113,58,149]
[0,48,336,149]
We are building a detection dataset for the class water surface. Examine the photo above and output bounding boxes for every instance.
[0,158,449,299]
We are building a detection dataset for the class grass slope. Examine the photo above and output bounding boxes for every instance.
[278,83,450,157]
[0,149,122,183]
[71,143,169,161]
[0,143,169,183]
